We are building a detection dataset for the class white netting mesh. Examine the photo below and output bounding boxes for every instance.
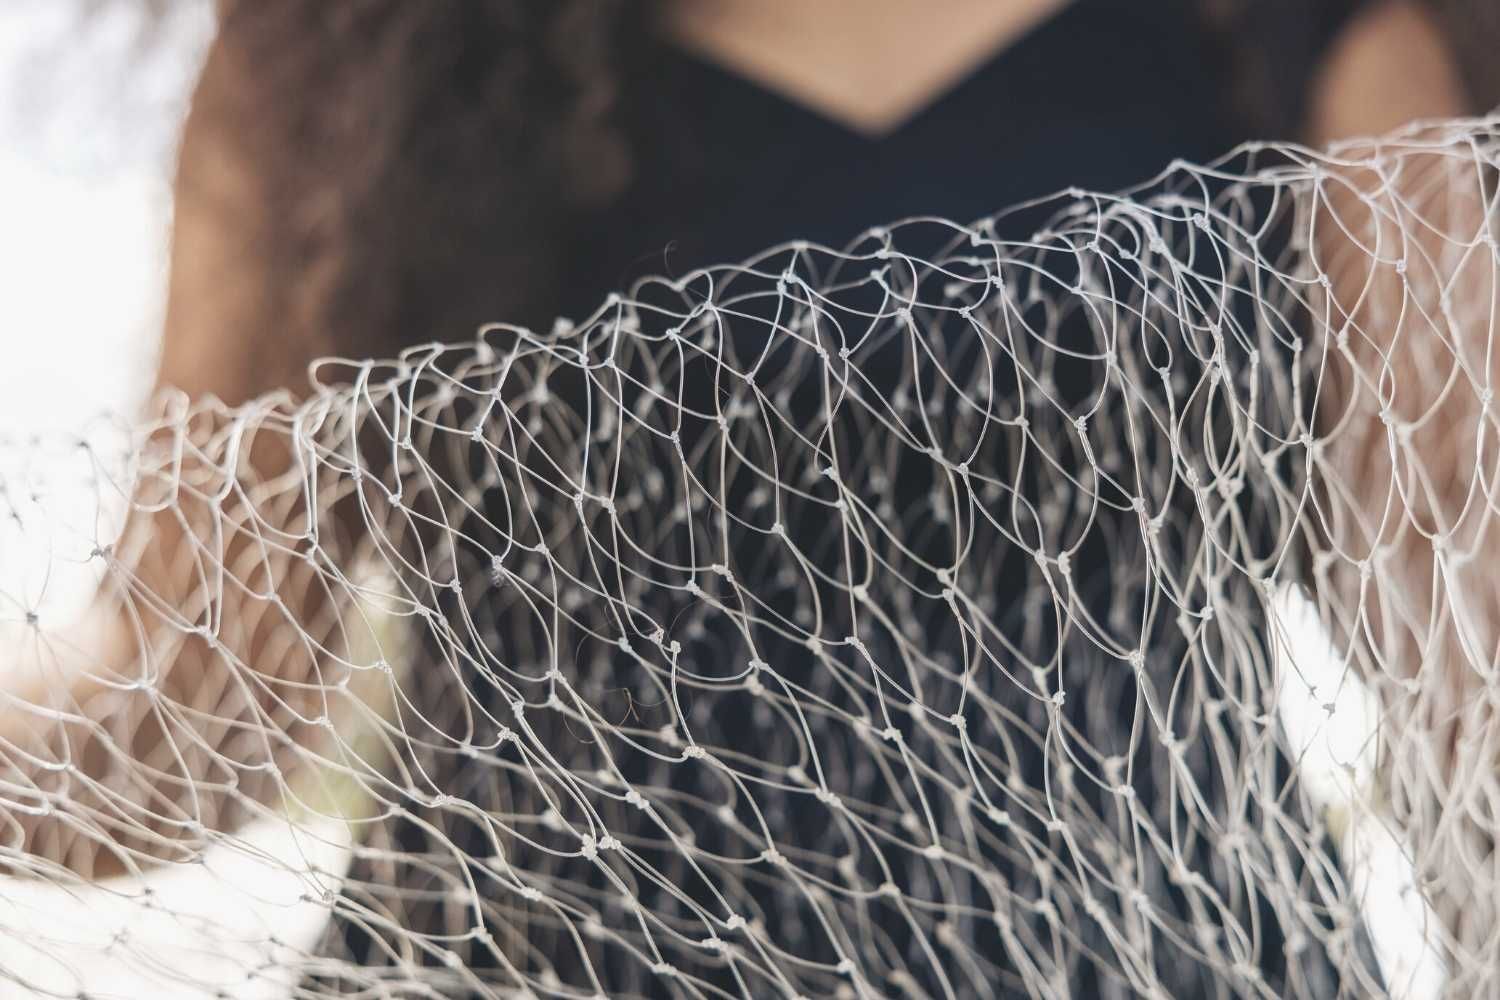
[4,115,1500,999]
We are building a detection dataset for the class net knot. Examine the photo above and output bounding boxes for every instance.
[814,787,843,810]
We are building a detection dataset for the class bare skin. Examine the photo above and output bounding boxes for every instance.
[1301,2,1499,960]
[0,0,1477,897]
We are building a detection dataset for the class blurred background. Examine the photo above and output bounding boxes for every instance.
[0,2,1483,997]
[0,0,208,432]
[0,5,354,998]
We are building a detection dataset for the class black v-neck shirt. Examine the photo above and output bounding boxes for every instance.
[562,1,1247,322]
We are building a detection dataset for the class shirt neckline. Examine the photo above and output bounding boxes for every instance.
[657,1,1086,145]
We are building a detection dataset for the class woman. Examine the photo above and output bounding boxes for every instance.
[2,1,1491,996]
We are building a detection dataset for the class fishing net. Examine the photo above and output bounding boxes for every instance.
[3,114,1499,999]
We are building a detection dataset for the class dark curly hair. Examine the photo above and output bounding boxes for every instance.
[163,1,660,403]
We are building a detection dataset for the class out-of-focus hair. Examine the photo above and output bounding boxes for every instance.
[174,1,658,393]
